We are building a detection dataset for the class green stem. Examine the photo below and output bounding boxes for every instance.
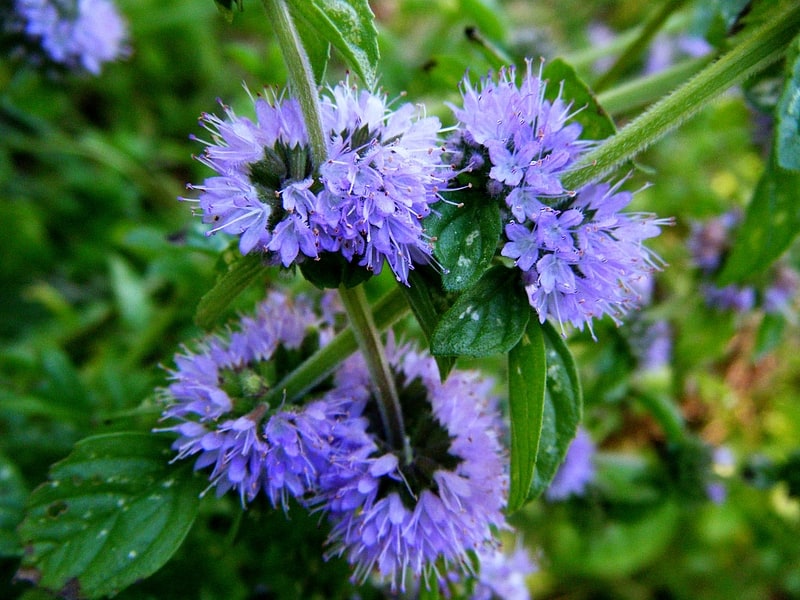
[635,391,686,443]
[264,286,409,405]
[593,0,689,92]
[338,285,408,455]
[261,0,327,167]
[563,2,800,191]
[597,55,714,115]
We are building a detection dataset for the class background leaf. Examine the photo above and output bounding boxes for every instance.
[427,196,502,292]
[195,252,268,330]
[716,155,800,285]
[431,266,530,357]
[507,321,546,513]
[0,455,27,557]
[543,58,617,142]
[288,0,379,87]
[17,433,204,599]
[529,322,583,499]
[776,34,800,171]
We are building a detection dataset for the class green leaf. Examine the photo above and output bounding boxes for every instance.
[427,196,502,292]
[17,433,204,599]
[0,454,27,557]
[287,0,379,87]
[529,321,583,499]
[777,34,800,171]
[402,269,456,380]
[717,155,800,285]
[431,266,530,357]
[506,320,546,513]
[543,58,616,142]
[195,252,268,330]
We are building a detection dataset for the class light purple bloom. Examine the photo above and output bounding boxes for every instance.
[157,292,365,506]
[471,544,537,600]
[763,263,799,315]
[317,339,508,591]
[14,0,128,74]
[449,61,670,335]
[645,33,712,75]
[545,427,596,501]
[186,82,451,284]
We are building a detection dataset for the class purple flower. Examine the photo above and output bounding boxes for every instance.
[13,0,128,74]
[763,263,799,315]
[545,428,596,501]
[157,292,366,506]
[471,543,536,600]
[316,340,508,591]
[449,61,670,335]
[449,59,589,200]
[186,82,451,284]
[510,182,670,336]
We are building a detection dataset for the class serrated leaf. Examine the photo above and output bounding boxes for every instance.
[402,269,456,380]
[427,196,502,292]
[716,155,800,285]
[18,433,204,599]
[288,0,379,87]
[0,454,27,557]
[543,58,616,142]
[777,34,800,171]
[529,321,583,499]
[506,320,546,513]
[431,266,529,357]
[195,252,268,329]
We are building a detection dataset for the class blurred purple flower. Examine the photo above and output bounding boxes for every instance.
[14,0,128,74]
[645,33,712,75]
[471,543,536,600]
[545,427,596,501]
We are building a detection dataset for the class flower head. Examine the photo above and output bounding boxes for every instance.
[316,340,508,591]
[186,82,451,284]
[157,292,368,506]
[448,61,670,335]
[13,0,128,74]
[545,427,596,501]
[471,543,537,600]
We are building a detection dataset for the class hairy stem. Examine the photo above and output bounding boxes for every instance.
[338,285,409,456]
[261,0,327,167]
[564,2,800,190]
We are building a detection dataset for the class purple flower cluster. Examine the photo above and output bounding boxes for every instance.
[449,60,670,335]
[319,340,508,591]
[688,212,799,315]
[13,0,128,74]
[158,294,509,589]
[471,544,537,600]
[186,82,451,284]
[545,427,596,501]
[157,292,370,506]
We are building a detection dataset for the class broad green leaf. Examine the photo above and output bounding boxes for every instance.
[427,197,502,292]
[195,252,268,329]
[777,34,800,171]
[431,266,530,357]
[716,155,800,285]
[17,433,204,599]
[529,321,583,499]
[402,269,456,380]
[0,454,27,557]
[288,0,379,87]
[543,58,616,142]
[506,320,546,513]
[755,312,786,359]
